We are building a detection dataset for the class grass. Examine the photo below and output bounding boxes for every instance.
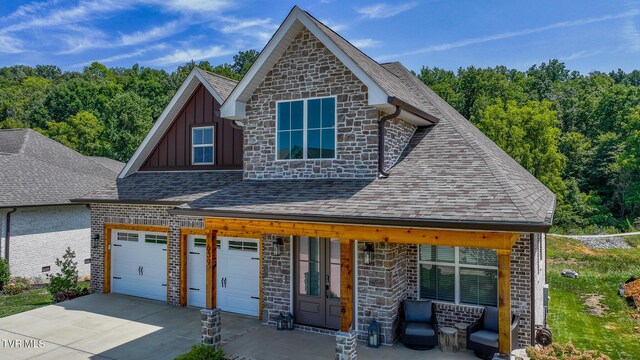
[547,235,640,359]
[0,287,53,318]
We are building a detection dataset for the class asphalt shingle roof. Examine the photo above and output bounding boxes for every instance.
[196,68,238,101]
[0,129,123,207]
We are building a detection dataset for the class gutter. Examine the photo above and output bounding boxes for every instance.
[387,96,439,125]
[4,208,16,261]
[530,233,536,344]
[168,208,553,233]
[378,106,401,177]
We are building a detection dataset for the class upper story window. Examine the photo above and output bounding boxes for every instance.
[192,126,214,165]
[418,245,498,306]
[277,97,336,160]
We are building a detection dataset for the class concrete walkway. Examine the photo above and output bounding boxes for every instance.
[0,293,260,360]
[222,324,477,360]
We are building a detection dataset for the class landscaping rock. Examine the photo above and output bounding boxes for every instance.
[572,236,630,249]
[561,269,579,278]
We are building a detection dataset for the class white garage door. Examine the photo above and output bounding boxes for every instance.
[111,230,167,302]
[187,236,260,316]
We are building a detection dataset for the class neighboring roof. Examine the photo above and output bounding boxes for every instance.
[88,156,126,173]
[119,67,238,178]
[0,129,123,208]
[219,6,437,126]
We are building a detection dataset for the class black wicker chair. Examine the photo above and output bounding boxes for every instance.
[399,300,438,350]
[466,306,520,359]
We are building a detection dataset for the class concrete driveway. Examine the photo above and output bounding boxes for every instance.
[0,293,260,360]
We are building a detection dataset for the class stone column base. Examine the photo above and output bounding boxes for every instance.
[201,308,222,349]
[336,331,357,360]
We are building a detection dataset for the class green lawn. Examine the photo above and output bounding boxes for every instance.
[0,288,53,318]
[547,235,640,359]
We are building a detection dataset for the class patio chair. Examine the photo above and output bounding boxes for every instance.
[466,306,520,359]
[399,300,438,350]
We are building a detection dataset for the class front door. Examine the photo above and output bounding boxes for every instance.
[294,237,341,329]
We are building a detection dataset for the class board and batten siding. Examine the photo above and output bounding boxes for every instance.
[140,84,243,171]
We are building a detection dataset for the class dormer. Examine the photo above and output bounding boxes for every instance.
[120,68,241,178]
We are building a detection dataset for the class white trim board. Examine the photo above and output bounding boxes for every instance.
[119,68,227,178]
[220,6,389,121]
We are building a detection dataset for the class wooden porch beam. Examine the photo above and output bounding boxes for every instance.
[497,249,512,356]
[205,218,519,250]
[205,229,218,309]
[340,239,354,332]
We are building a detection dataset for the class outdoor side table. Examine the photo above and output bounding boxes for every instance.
[439,326,459,352]
[454,322,468,350]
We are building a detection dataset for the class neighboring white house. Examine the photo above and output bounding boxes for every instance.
[0,129,123,281]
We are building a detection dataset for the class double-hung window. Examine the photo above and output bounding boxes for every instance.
[277,97,336,160]
[418,245,498,306]
[192,126,214,165]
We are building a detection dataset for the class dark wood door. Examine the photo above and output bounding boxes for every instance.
[294,237,341,329]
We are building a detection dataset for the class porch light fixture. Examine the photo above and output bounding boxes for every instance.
[367,320,381,348]
[363,243,375,265]
[273,236,284,256]
[286,312,295,330]
[91,234,100,249]
[276,313,286,330]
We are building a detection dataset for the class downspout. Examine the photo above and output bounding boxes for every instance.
[529,233,536,345]
[4,208,16,261]
[378,106,401,178]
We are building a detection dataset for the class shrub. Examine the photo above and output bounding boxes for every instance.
[2,277,31,295]
[527,342,610,360]
[0,258,9,290]
[174,345,224,360]
[47,247,79,297]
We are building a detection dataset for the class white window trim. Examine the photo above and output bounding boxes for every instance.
[417,246,499,306]
[275,96,338,161]
[191,126,215,165]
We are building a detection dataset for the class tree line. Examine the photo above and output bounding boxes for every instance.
[0,54,638,233]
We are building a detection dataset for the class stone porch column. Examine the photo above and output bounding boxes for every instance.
[201,308,222,349]
[336,330,358,359]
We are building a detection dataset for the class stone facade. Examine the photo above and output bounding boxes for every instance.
[0,205,91,281]
[242,28,414,180]
[383,117,416,171]
[335,331,358,359]
[89,203,203,305]
[201,308,222,348]
[262,235,293,323]
[355,242,406,345]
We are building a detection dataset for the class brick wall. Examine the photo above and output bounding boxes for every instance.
[262,235,292,323]
[243,28,414,180]
[356,242,407,345]
[404,234,534,347]
[89,203,203,305]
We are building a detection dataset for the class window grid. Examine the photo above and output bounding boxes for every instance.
[117,232,138,242]
[276,96,337,161]
[192,126,215,165]
[145,234,167,244]
[418,246,498,306]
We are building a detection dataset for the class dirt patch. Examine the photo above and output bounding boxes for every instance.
[584,294,608,317]
[603,323,618,330]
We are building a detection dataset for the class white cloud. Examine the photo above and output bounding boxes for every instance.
[215,16,278,43]
[350,38,382,49]
[150,45,235,65]
[120,21,182,46]
[622,18,640,52]
[0,34,23,53]
[378,8,640,61]
[71,44,168,68]
[559,49,603,61]
[356,2,417,20]
[320,19,348,32]
[140,0,233,13]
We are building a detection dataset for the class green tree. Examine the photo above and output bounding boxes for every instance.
[477,99,566,195]
[103,92,153,161]
[44,111,104,155]
[231,49,259,77]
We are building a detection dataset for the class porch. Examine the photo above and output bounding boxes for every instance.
[200,218,524,358]
[221,324,478,360]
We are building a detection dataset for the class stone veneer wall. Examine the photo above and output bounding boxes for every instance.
[356,242,407,345]
[383,117,416,171]
[242,27,415,180]
[404,234,534,347]
[89,203,203,305]
[262,235,292,323]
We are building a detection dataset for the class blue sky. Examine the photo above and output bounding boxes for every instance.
[0,0,639,74]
